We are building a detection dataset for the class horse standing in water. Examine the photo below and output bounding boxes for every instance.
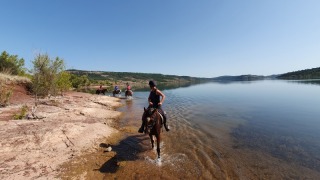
[125,90,133,97]
[112,89,121,96]
[96,89,107,95]
[142,107,163,158]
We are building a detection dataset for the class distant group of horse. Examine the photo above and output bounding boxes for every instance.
[95,88,133,98]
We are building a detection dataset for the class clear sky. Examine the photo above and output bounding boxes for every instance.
[1,0,319,78]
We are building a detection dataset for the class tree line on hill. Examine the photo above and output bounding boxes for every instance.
[277,67,320,80]
[66,69,211,85]
[212,67,320,81]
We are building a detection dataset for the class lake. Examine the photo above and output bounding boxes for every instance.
[102,79,320,179]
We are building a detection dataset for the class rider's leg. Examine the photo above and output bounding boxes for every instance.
[138,120,145,133]
[138,111,147,133]
[163,113,170,131]
[158,108,170,131]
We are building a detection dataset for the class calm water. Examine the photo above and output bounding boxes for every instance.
[102,80,320,179]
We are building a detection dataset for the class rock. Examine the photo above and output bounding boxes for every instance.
[105,146,112,152]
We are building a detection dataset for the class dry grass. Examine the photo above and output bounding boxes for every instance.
[0,72,31,84]
[0,73,31,107]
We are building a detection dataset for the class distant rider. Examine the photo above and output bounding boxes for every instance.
[126,83,131,91]
[126,83,133,96]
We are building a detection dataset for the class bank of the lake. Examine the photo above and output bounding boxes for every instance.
[0,91,122,180]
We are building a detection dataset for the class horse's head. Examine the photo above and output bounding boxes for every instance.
[143,107,158,127]
[144,107,156,115]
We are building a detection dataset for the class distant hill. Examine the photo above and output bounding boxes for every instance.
[212,75,265,81]
[67,69,212,84]
[277,67,320,80]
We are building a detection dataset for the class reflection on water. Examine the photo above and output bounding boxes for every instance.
[132,80,207,91]
[286,79,320,86]
[105,80,320,179]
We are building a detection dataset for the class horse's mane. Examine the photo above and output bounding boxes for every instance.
[143,107,162,135]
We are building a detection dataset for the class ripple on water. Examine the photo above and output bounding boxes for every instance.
[145,153,188,168]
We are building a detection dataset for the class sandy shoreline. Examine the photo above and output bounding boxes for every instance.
[0,91,122,179]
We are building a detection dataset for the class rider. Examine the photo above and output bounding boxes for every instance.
[114,85,119,91]
[138,80,170,133]
[126,83,131,91]
[126,82,133,96]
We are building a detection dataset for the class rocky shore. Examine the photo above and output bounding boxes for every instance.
[0,91,122,179]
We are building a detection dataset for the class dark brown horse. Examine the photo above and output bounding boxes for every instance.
[96,89,107,95]
[142,107,162,158]
[125,90,133,97]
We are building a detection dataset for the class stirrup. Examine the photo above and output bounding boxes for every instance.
[164,125,170,132]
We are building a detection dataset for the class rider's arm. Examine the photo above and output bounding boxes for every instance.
[156,90,165,105]
[148,94,153,106]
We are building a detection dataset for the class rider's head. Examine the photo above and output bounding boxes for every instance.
[149,80,156,88]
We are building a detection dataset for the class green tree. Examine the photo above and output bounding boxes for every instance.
[56,71,72,95]
[0,51,26,75]
[70,74,90,89]
[31,53,66,99]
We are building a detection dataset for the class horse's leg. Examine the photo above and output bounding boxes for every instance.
[150,134,154,149]
[156,134,161,158]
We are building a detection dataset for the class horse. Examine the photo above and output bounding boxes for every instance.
[112,89,121,96]
[142,107,163,158]
[125,90,133,97]
[96,89,107,95]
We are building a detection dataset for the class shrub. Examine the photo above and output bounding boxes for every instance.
[31,53,66,98]
[13,105,28,120]
[70,74,90,89]
[0,83,12,107]
[56,71,72,95]
[0,51,26,75]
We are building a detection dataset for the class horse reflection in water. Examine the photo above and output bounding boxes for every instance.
[142,107,163,158]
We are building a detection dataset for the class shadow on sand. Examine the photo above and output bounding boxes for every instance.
[97,134,150,173]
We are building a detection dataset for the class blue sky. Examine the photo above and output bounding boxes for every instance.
[1,0,319,78]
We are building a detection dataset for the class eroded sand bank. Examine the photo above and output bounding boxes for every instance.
[0,92,122,179]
